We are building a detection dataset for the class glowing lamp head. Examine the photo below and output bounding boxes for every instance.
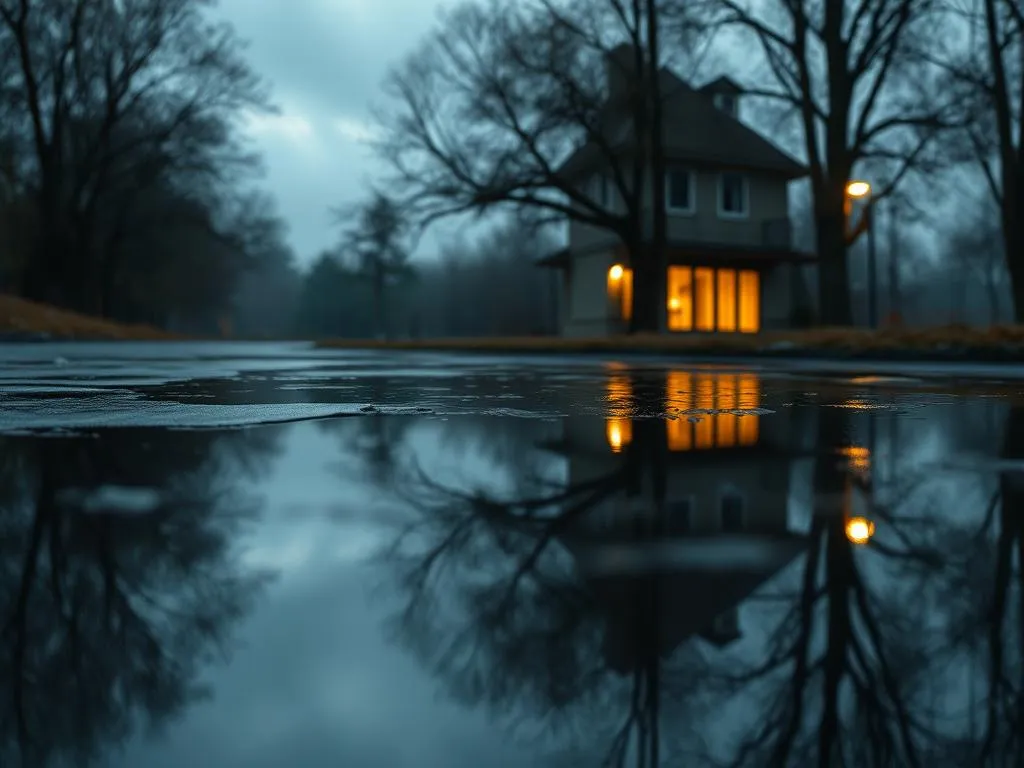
[846,180,871,198]
[668,297,681,310]
[844,516,876,545]
[609,264,624,281]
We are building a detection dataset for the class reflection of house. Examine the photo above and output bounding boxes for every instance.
[545,369,811,671]
[537,45,813,337]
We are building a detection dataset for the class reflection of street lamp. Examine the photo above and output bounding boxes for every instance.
[844,516,876,545]
[609,264,624,281]
[845,180,877,329]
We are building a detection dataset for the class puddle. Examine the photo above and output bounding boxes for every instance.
[0,344,1022,766]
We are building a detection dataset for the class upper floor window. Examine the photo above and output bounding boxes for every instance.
[713,93,738,117]
[718,173,748,218]
[665,168,695,213]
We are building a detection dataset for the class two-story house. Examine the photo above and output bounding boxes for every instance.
[537,46,813,337]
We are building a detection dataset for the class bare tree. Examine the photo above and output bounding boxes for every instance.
[374,0,706,333]
[336,191,414,340]
[703,0,959,325]
[933,0,1024,320]
[0,0,270,311]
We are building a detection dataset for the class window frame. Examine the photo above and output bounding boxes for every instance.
[713,93,738,117]
[665,167,696,215]
[717,172,749,219]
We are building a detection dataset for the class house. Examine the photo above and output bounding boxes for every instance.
[537,46,813,337]
[541,368,815,670]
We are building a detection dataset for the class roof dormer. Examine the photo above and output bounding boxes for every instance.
[700,76,743,120]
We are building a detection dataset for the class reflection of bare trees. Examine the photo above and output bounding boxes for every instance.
[0,429,276,767]
[384,421,688,765]
[374,386,1024,767]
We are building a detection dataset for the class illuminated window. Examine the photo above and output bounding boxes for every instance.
[667,267,693,331]
[665,370,761,451]
[608,264,633,322]
[694,268,715,331]
[665,266,760,334]
[738,270,759,333]
[717,269,737,332]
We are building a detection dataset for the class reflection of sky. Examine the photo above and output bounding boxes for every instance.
[103,393,1015,767]
[111,420,539,768]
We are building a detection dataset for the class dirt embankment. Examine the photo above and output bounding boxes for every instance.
[0,294,182,341]
[315,325,1024,362]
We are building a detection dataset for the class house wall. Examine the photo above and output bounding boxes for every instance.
[567,165,791,252]
[564,249,616,337]
[559,408,806,539]
[762,263,794,330]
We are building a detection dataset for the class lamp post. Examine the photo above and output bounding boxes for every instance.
[845,180,877,328]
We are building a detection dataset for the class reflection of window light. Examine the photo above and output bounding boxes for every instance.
[845,516,875,545]
[606,418,632,452]
[841,445,871,471]
[665,371,760,451]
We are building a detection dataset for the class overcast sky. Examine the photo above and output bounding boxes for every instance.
[214,0,455,265]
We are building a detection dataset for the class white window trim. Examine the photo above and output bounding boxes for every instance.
[717,173,749,220]
[665,168,696,215]
[718,488,746,532]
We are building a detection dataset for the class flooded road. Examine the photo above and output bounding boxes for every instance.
[1,342,1023,767]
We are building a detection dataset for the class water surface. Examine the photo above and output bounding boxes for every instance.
[1,346,1022,767]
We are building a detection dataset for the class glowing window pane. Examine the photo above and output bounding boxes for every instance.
[667,267,693,331]
[738,270,760,333]
[694,268,715,331]
[716,269,737,332]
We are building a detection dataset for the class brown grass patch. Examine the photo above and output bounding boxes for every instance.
[0,294,183,340]
[315,325,1024,358]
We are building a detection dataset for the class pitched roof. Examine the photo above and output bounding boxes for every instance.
[559,64,807,179]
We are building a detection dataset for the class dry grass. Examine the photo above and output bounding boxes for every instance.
[0,294,183,340]
[315,324,1024,359]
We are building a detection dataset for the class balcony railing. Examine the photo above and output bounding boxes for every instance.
[761,217,792,249]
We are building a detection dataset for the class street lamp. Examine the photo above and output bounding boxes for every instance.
[845,180,877,329]
[844,516,876,545]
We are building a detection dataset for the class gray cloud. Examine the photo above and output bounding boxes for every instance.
[214,0,454,263]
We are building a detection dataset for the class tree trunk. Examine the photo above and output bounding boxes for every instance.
[645,0,666,338]
[1004,198,1024,323]
[630,241,660,333]
[815,210,853,326]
